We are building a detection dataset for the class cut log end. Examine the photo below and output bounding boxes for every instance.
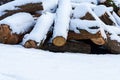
[91,38,105,45]
[53,36,66,47]
[0,24,23,44]
[24,40,37,48]
[117,10,120,16]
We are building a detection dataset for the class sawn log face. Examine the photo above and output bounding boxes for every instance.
[0,24,23,44]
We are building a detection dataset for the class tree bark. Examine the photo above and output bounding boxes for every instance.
[68,30,102,40]
[99,12,114,25]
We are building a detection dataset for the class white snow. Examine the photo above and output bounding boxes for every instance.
[70,19,100,34]
[0,12,35,34]
[22,12,55,46]
[71,0,98,4]
[93,5,106,17]
[0,43,120,80]
[93,5,118,26]
[112,12,120,26]
[42,0,58,12]
[113,0,120,7]
[52,0,72,39]
[72,3,96,18]
[104,25,120,42]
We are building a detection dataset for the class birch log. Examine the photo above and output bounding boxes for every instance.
[23,12,55,48]
[52,0,72,47]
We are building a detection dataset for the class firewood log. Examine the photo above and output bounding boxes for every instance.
[23,12,55,48]
[0,0,43,20]
[52,0,71,47]
[41,40,91,53]
[24,40,38,48]
[68,30,102,40]
[0,24,23,44]
[68,30,106,45]
[0,12,35,44]
[104,34,120,54]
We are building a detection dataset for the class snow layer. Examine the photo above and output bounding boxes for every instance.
[93,5,106,17]
[42,0,58,12]
[0,43,120,80]
[0,0,42,16]
[22,12,55,46]
[73,3,96,18]
[93,5,118,26]
[52,0,72,39]
[0,12,35,34]
[70,19,100,34]
[112,12,120,26]
[113,0,120,7]
[71,0,98,4]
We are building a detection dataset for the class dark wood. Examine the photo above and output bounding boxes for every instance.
[99,12,114,25]
[41,40,91,53]
[104,35,120,54]
[80,12,95,20]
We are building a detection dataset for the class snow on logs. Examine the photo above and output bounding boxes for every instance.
[52,0,72,47]
[93,5,118,26]
[69,19,105,45]
[0,0,43,20]
[72,4,106,45]
[0,12,35,44]
[22,12,55,48]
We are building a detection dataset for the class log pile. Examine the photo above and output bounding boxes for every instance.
[0,0,120,54]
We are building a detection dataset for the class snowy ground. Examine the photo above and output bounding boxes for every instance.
[0,43,120,80]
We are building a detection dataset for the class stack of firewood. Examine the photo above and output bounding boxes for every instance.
[0,0,120,54]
